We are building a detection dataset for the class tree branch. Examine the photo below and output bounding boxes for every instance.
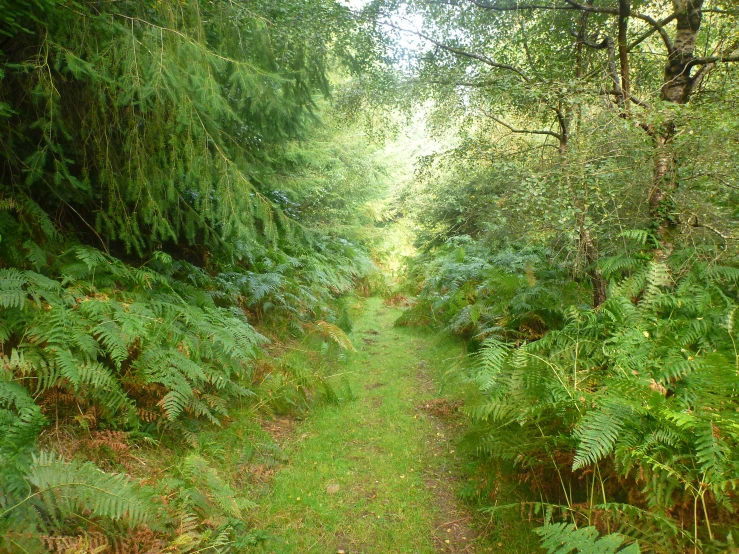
[382,19,530,81]
[434,0,678,57]
[484,112,562,140]
[688,53,739,68]
[562,0,673,52]
[702,9,739,15]
[572,32,651,108]
[627,14,676,51]
[683,172,739,189]
[684,214,736,248]
[686,62,714,97]
[428,78,497,88]
[618,0,631,108]
[551,105,567,141]
[441,0,680,54]
[465,0,575,11]
[561,0,616,15]
[629,95,651,108]
[630,11,673,54]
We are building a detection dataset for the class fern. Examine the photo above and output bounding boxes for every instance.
[311,321,357,351]
[573,399,636,470]
[475,337,510,392]
[406,233,739,551]
[0,0,385,548]
[0,378,46,496]
[0,451,155,539]
[537,523,640,554]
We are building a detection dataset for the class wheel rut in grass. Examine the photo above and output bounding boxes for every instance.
[252,297,480,553]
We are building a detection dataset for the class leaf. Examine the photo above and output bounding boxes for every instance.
[536,523,640,554]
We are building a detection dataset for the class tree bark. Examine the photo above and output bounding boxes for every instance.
[650,128,678,262]
[649,0,704,260]
[583,224,608,306]
[617,0,631,110]
[661,0,704,104]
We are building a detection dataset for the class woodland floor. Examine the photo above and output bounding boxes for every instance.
[245,297,536,553]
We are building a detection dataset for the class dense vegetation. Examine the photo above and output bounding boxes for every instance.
[2,0,739,551]
[374,0,739,551]
[0,0,387,550]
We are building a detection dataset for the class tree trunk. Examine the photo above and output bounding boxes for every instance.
[582,223,607,307]
[617,0,631,110]
[662,0,704,104]
[559,107,607,307]
[649,0,704,259]
[650,128,678,262]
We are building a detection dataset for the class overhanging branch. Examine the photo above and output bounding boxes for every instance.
[561,0,673,52]
[483,112,562,140]
[630,12,673,54]
[684,214,736,248]
[688,53,739,68]
[627,14,676,51]
[466,0,575,11]
[383,19,530,82]
[433,0,679,55]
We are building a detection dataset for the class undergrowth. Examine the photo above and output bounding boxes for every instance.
[0,0,385,549]
[398,237,739,553]
[0,239,373,551]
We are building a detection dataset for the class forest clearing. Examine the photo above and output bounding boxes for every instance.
[1,0,739,552]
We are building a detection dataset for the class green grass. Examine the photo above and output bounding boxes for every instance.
[242,297,537,553]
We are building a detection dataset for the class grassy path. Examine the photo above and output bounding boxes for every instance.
[251,297,479,553]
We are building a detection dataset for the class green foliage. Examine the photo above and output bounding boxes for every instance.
[1,245,266,425]
[537,523,640,554]
[397,180,739,551]
[376,1,739,549]
[0,236,375,543]
[434,249,739,552]
[261,109,390,228]
[397,237,585,339]
[1,451,156,551]
[0,0,57,38]
[0,375,46,496]
[0,0,367,259]
[27,450,154,526]
[0,0,385,548]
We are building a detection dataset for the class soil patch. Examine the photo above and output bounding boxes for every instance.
[261,415,298,445]
[419,398,463,419]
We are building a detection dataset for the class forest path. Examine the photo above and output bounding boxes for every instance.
[251,297,481,553]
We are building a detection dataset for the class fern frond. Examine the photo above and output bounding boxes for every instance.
[20,451,155,527]
[311,321,356,351]
[573,399,635,470]
[475,337,511,392]
[537,523,640,554]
